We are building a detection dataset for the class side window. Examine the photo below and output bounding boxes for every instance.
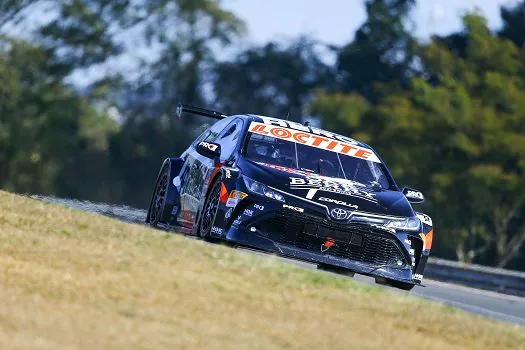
[203,118,232,143]
[216,119,243,160]
[193,129,210,146]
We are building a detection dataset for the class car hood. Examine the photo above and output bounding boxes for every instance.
[238,158,415,217]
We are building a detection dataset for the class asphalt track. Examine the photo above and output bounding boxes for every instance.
[34,196,525,326]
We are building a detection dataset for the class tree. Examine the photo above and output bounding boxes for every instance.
[214,37,334,121]
[2,0,246,208]
[337,0,416,100]
[0,0,46,31]
[116,0,246,117]
[105,0,246,207]
[4,0,245,107]
[499,0,525,48]
[0,37,117,199]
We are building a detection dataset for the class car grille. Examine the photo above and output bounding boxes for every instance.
[253,211,406,266]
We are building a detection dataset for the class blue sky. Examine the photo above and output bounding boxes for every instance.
[223,0,521,46]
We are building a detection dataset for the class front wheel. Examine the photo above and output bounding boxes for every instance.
[374,277,415,291]
[198,178,222,240]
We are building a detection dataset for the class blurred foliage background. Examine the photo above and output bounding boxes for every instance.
[1,0,525,270]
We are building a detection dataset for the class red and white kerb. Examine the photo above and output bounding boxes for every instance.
[248,122,381,163]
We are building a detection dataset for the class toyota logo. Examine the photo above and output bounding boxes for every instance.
[330,208,349,220]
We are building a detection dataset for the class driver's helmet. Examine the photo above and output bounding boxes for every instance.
[247,134,275,157]
[271,139,296,166]
[247,135,297,166]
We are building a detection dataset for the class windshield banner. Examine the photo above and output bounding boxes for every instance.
[248,122,381,163]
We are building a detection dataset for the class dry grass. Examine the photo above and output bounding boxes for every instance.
[0,190,523,350]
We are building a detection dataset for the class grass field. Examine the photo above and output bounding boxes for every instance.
[0,190,524,350]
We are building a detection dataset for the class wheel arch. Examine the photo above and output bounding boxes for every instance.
[146,157,184,224]
[191,169,224,236]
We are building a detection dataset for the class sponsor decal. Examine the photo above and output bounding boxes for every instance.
[229,190,248,200]
[249,121,381,163]
[199,141,219,152]
[406,190,424,200]
[225,208,233,219]
[321,238,336,252]
[225,198,238,208]
[282,204,304,213]
[404,239,412,245]
[257,162,307,175]
[416,213,432,226]
[254,204,265,211]
[330,207,350,221]
[319,197,358,209]
[414,273,423,281]
[255,162,377,203]
[258,116,359,145]
[233,219,241,225]
[409,248,415,256]
[211,226,223,234]
[289,176,377,203]
[225,169,232,179]
[226,190,248,208]
[243,209,254,217]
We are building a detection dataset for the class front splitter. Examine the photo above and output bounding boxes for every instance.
[226,226,418,285]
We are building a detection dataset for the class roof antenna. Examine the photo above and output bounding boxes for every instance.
[285,112,290,121]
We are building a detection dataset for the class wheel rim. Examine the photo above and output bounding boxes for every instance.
[201,181,221,235]
[151,173,168,223]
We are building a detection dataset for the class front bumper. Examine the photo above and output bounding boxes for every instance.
[225,211,418,284]
[212,173,425,285]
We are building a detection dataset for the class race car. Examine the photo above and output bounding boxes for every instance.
[146,105,434,290]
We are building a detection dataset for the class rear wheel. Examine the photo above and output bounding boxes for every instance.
[198,178,222,240]
[148,166,169,227]
[374,277,415,291]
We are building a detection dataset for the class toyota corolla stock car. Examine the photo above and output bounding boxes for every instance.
[146,105,434,290]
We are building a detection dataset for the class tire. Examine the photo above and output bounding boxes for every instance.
[374,277,414,291]
[198,177,222,240]
[148,166,169,227]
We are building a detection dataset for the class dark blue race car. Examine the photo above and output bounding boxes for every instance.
[146,105,434,290]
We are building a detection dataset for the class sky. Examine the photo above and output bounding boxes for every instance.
[222,0,522,47]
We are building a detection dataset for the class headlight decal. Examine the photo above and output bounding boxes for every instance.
[385,217,421,232]
[350,215,421,232]
[243,176,285,202]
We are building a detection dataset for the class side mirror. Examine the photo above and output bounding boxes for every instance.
[196,141,221,161]
[402,187,424,204]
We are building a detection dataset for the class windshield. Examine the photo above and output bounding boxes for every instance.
[245,133,392,189]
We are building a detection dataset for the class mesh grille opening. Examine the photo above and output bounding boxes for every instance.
[253,212,407,266]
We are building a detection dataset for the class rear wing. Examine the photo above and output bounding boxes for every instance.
[176,104,228,120]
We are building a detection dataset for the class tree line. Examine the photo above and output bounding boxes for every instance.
[1,0,525,270]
